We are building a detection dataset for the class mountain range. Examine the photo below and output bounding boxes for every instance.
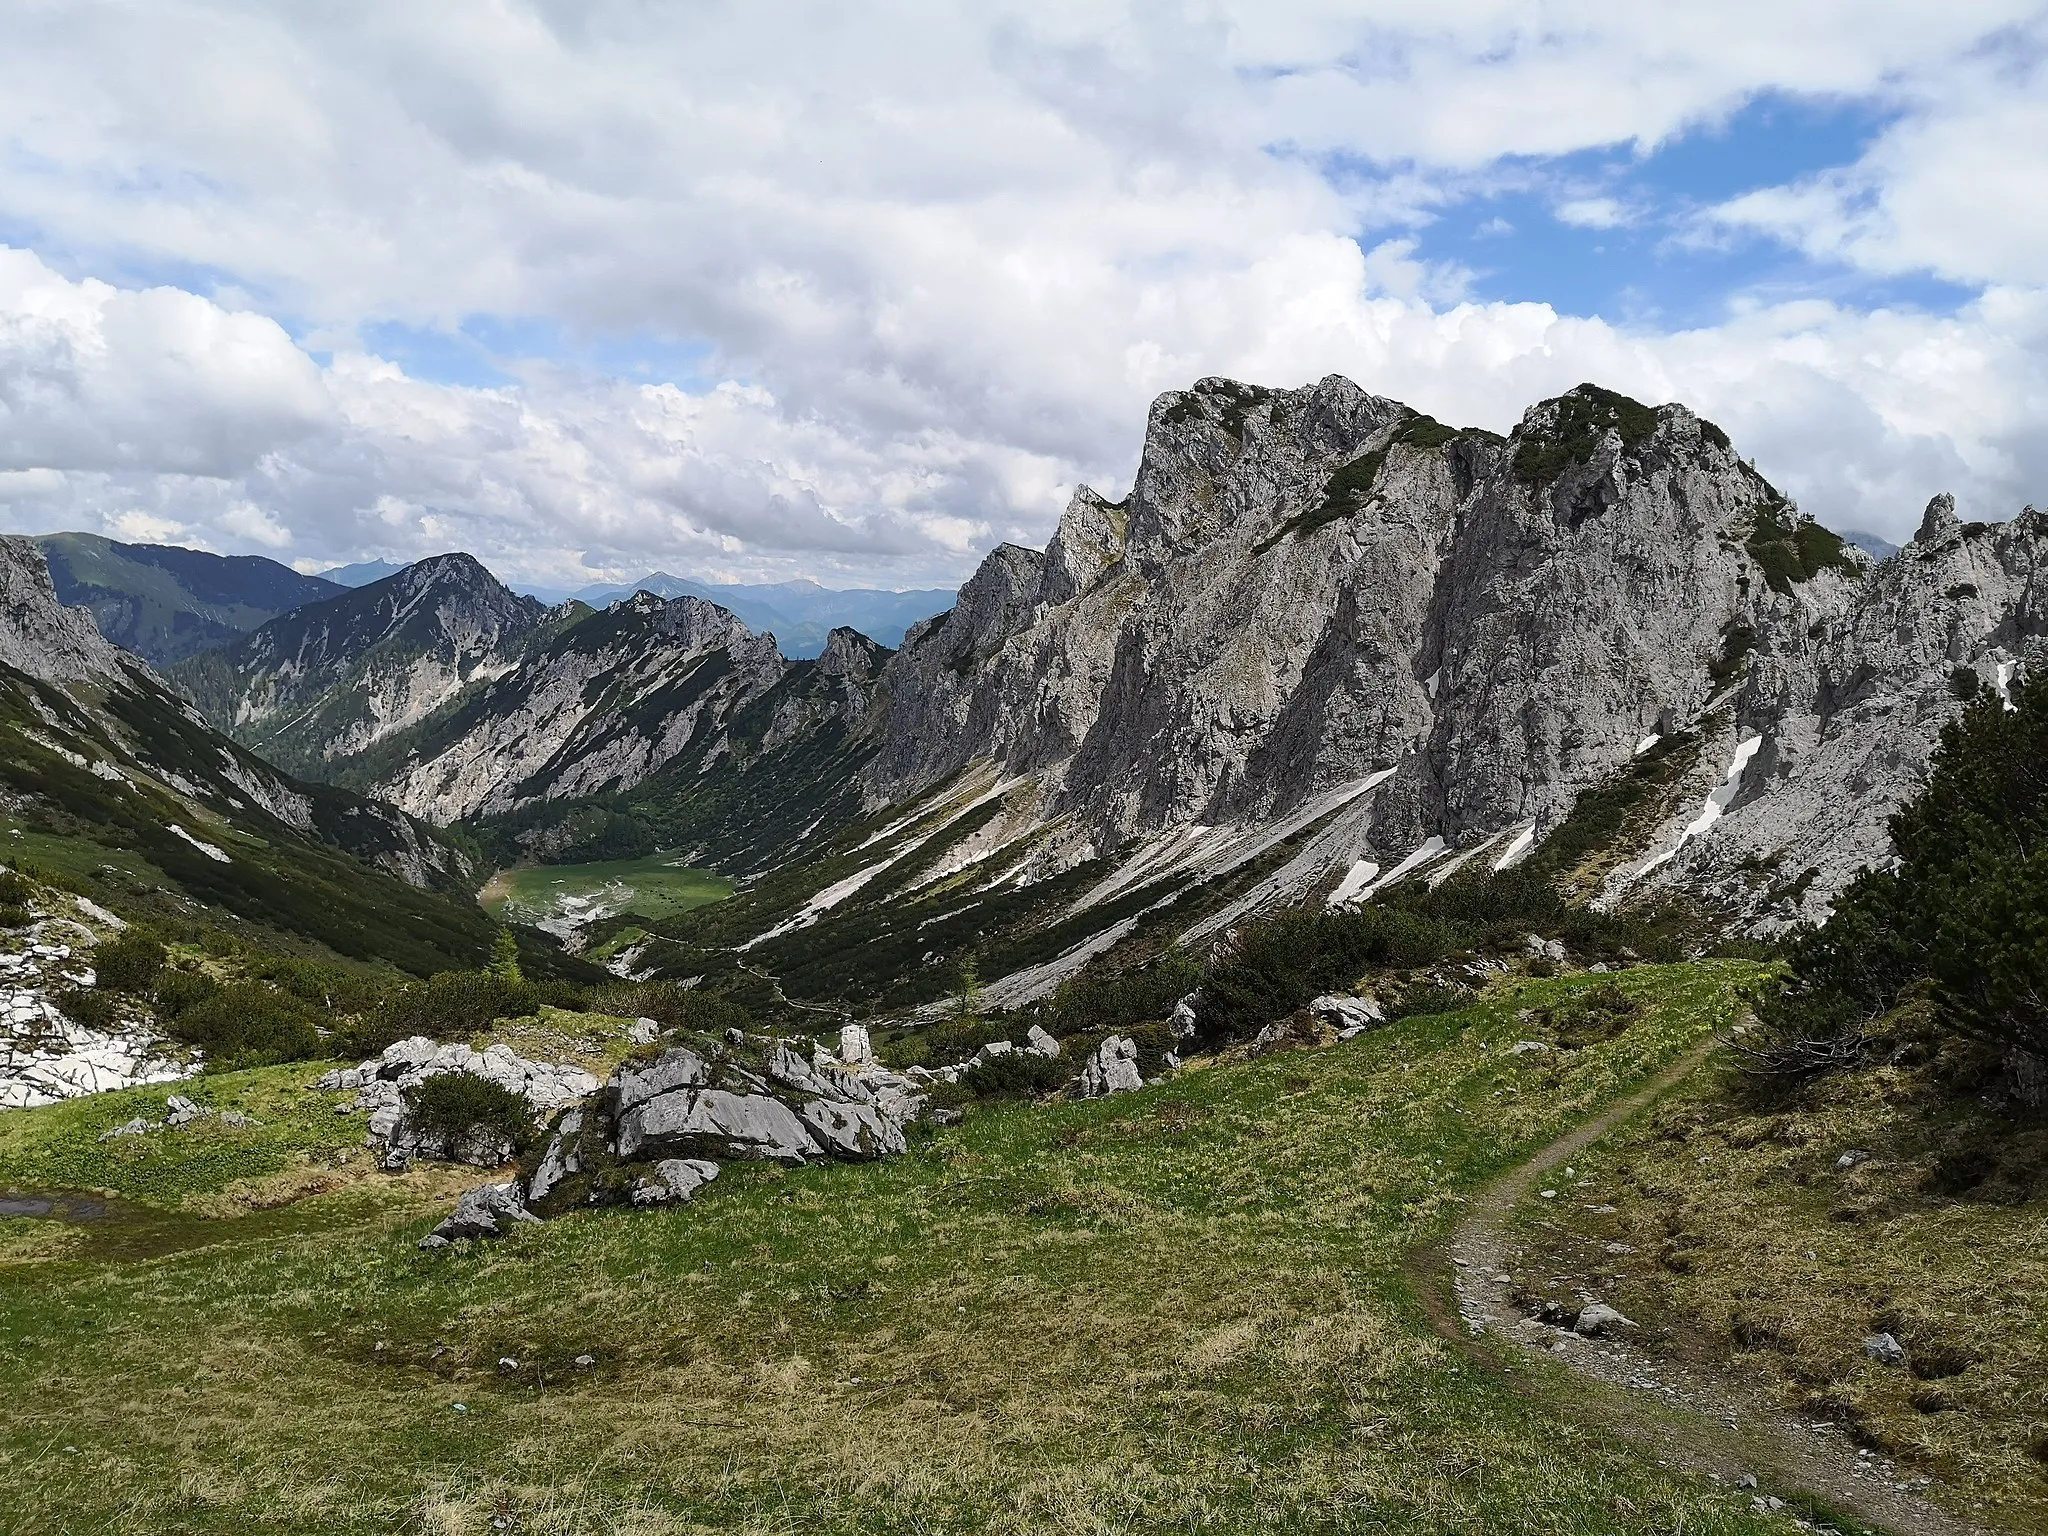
[0,537,499,974]
[34,532,345,666]
[8,374,2042,1003]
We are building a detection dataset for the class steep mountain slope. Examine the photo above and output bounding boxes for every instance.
[34,532,344,666]
[856,376,2043,936]
[362,595,886,871]
[0,538,496,972]
[568,573,954,654]
[171,555,552,780]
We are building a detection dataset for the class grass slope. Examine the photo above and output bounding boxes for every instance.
[0,963,1809,1535]
[1514,1008,2048,1530]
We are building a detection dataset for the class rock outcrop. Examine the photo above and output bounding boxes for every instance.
[171,553,548,780]
[321,1036,598,1170]
[417,1027,931,1245]
[856,379,2047,929]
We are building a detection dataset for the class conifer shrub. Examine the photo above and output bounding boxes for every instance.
[337,971,544,1057]
[1745,672,2048,1093]
[585,979,749,1038]
[958,1049,1070,1099]
[165,982,322,1070]
[404,1072,534,1152]
[94,930,167,994]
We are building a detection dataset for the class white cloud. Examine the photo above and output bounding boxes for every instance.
[0,3,2041,582]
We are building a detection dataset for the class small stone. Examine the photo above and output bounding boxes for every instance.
[1574,1302,1637,1337]
[574,1354,596,1368]
[1736,1474,1757,1490]
[1836,1150,1871,1169]
[1863,1332,1906,1367]
[497,1357,519,1372]
[1024,1024,1060,1058]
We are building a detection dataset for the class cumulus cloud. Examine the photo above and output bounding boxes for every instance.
[0,2,2042,583]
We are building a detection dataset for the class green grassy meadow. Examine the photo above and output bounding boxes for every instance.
[0,963,1815,1535]
[482,856,733,931]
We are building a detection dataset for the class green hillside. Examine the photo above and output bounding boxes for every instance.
[36,532,344,666]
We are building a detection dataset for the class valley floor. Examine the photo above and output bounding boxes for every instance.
[0,963,2031,1535]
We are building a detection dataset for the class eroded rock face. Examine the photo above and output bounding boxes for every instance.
[1074,1036,1142,1099]
[857,379,2048,926]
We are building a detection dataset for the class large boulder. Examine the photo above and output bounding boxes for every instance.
[619,1087,820,1163]
[1074,1036,1143,1099]
[418,1182,539,1248]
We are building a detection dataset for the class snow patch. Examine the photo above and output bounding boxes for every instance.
[1639,734,1765,874]
[168,824,232,863]
[1325,860,1380,908]
[1363,836,1448,898]
[739,859,895,950]
[1491,825,1537,871]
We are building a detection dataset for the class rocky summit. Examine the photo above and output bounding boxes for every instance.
[862,378,2044,931]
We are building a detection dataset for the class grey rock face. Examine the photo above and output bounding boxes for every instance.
[1024,1024,1061,1058]
[1074,1035,1143,1099]
[852,378,2047,929]
[173,553,548,779]
[796,1098,906,1160]
[618,1086,820,1163]
[373,594,792,824]
[612,1046,711,1114]
[0,537,138,685]
[631,1157,721,1206]
[418,1182,539,1249]
[525,1110,584,1205]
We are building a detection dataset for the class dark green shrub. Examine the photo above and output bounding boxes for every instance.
[165,982,321,1070]
[890,1013,1013,1070]
[55,986,119,1029]
[1039,949,1202,1039]
[1196,906,1461,1048]
[153,968,219,1019]
[0,870,32,905]
[959,1050,1070,1099]
[0,906,31,929]
[339,970,543,1057]
[404,1072,534,1151]
[95,931,167,994]
[585,979,749,1038]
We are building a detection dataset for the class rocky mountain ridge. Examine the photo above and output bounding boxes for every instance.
[0,537,501,971]
[171,554,551,780]
[851,377,2043,935]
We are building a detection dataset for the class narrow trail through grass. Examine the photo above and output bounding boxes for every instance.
[1423,1046,1988,1536]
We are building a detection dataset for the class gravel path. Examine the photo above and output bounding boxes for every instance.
[1411,1043,1988,1536]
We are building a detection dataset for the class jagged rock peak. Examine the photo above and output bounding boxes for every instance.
[0,536,136,686]
[1915,493,1960,545]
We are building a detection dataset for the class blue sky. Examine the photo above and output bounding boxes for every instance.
[0,4,2042,585]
